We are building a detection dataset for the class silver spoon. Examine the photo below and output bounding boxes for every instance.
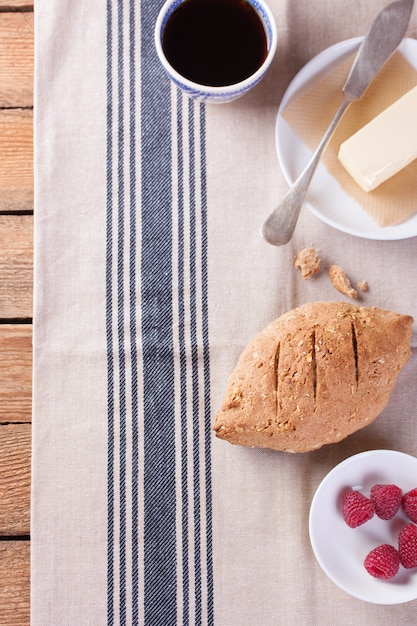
[261,0,414,246]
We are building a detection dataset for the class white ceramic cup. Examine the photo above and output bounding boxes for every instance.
[154,0,277,104]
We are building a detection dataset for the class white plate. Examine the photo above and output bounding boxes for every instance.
[276,37,417,240]
[309,450,417,604]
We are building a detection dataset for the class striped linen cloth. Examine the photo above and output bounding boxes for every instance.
[32,1,417,624]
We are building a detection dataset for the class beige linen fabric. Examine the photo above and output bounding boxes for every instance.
[32,1,417,624]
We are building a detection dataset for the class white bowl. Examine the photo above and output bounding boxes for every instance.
[275,37,417,240]
[309,449,417,604]
[154,0,277,103]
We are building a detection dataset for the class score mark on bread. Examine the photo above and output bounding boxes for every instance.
[213,302,413,453]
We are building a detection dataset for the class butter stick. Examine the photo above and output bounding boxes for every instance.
[338,85,417,192]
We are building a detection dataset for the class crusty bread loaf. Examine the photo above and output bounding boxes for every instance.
[214,302,413,453]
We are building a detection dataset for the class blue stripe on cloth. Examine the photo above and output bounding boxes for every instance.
[106,0,115,623]
[176,88,191,624]
[129,0,139,624]
[141,3,177,624]
[187,98,203,624]
[116,2,128,623]
[106,0,213,622]
[177,95,214,626]
[199,103,215,626]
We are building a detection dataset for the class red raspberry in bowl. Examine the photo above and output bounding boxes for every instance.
[342,489,374,528]
[402,488,417,523]
[398,523,417,569]
[370,483,402,520]
[364,544,400,580]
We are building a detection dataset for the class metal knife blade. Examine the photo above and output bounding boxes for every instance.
[343,0,414,100]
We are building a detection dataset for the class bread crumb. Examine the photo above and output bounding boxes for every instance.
[328,264,358,299]
[357,280,368,292]
[295,247,321,279]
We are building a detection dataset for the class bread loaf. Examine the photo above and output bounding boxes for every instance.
[214,302,413,453]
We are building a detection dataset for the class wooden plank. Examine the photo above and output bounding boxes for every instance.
[0,215,33,318]
[0,110,33,213]
[0,12,33,107]
[0,7,32,625]
[0,540,30,626]
[0,424,30,535]
[0,2,33,8]
[0,325,32,423]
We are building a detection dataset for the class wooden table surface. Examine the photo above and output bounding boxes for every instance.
[0,2,33,624]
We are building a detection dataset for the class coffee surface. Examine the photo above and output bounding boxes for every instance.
[162,0,268,87]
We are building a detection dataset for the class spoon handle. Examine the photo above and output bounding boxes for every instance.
[261,95,351,246]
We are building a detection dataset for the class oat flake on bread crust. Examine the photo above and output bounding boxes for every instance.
[213,302,413,453]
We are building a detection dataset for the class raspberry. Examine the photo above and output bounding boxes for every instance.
[398,523,417,569]
[370,483,402,520]
[342,489,374,528]
[364,544,400,580]
[402,488,417,523]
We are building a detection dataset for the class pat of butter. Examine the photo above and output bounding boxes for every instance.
[338,85,417,192]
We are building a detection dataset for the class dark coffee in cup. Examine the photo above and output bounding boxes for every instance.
[162,0,268,87]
